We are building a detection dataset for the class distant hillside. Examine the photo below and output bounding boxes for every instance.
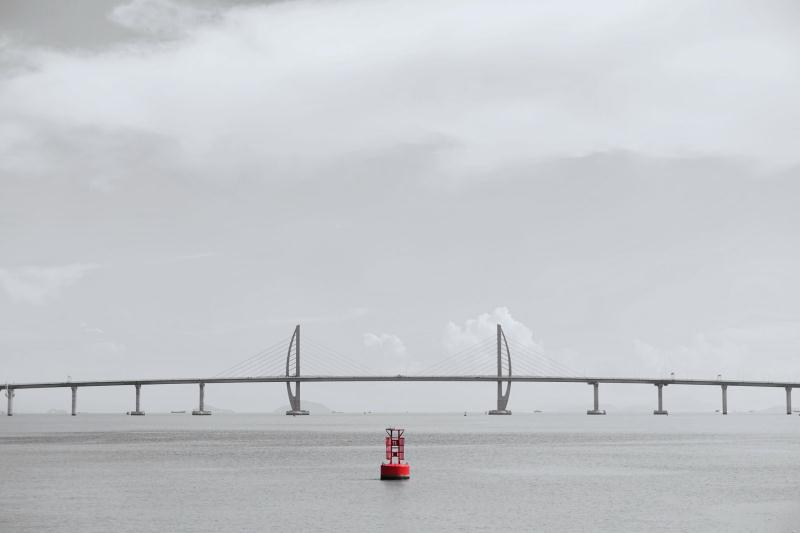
[752,405,795,414]
[272,400,332,414]
[204,404,235,414]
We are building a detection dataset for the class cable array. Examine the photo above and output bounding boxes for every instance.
[301,336,378,376]
[412,335,581,377]
[213,331,582,379]
[214,336,291,378]
[506,338,582,377]
[412,336,497,376]
[213,334,380,378]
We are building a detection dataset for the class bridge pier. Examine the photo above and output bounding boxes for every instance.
[192,382,211,415]
[721,385,727,415]
[129,384,145,415]
[786,387,792,415]
[5,388,13,416]
[71,386,77,416]
[653,384,668,415]
[285,382,308,416]
[587,382,606,415]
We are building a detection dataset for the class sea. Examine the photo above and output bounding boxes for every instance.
[1,412,798,532]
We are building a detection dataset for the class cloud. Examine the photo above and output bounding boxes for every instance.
[363,332,406,357]
[2,0,799,191]
[444,306,541,353]
[0,263,101,304]
[109,0,219,37]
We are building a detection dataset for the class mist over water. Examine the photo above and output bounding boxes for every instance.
[2,413,798,532]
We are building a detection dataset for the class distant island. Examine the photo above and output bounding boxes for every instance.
[202,404,235,414]
[272,401,333,414]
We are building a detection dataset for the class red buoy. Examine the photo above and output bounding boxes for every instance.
[380,427,410,480]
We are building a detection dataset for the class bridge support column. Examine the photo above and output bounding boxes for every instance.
[130,384,145,416]
[5,388,13,416]
[71,386,77,416]
[653,384,668,415]
[193,382,211,415]
[786,387,792,415]
[587,382,606,415]
[489,324,512,415]
[721,385,727,415]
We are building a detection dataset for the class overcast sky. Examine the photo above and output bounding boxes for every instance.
[1,0,799,413]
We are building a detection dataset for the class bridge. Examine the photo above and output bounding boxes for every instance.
[2,325,798,417]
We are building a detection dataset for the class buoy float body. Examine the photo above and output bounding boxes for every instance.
[380,462,410,479]
[380,427,410,480]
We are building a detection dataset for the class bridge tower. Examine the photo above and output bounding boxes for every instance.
[285,324,309,415]
[489,324,512,415]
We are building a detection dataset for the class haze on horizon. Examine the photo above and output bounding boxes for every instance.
[1,0,799,414]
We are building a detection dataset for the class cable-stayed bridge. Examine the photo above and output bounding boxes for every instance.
[3,324,798,417]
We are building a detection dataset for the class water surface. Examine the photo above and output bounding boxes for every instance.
[1,413,798,532]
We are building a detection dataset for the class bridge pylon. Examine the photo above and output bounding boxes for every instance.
[285,324,309,416]
[489,324,512,415]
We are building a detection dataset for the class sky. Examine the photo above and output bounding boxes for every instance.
[1,0,799,413]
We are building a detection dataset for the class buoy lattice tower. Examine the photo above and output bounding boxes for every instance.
[380,427,410,480]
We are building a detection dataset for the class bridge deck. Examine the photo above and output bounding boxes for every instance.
[2,375,798,390]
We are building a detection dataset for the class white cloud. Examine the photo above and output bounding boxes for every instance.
[0,263,101,304]
[363,332,406,357]
[444,306,541,353]
[440,308,576,376]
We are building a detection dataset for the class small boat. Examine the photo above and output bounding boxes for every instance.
[170,410,186,414]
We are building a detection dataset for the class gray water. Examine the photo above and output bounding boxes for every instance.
[1,413,798,532]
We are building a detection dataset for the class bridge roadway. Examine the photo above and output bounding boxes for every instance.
[3,375,799,417]
[2,375,800,389]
